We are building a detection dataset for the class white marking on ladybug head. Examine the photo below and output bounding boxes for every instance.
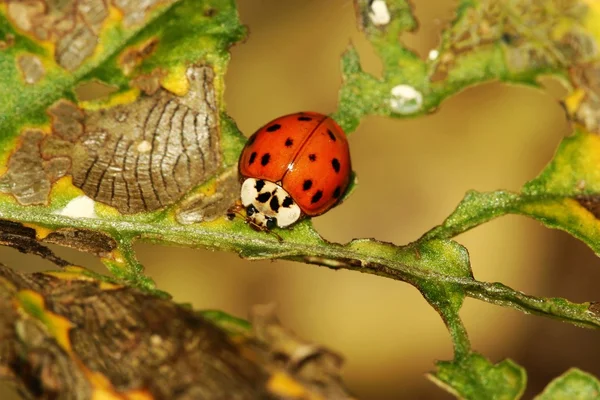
[241,178,302,228]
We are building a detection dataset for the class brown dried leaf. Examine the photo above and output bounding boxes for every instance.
[0,265,354,399]
[0,220,71,267]
[42,228,117,257]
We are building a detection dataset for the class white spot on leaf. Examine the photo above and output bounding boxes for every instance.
[428,49,439,60]
[389,84,423,115]
[369,0,391,26]
[55,195,97,219]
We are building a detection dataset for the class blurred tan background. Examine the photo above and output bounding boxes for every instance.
[3,0,600,399]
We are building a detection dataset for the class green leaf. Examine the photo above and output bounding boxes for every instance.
[536,369,600,400]
[0,5,246,213]
[0,1,244,150]
[422,127,600,256]
[430,353,526,400]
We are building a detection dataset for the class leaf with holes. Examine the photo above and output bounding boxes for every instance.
[421,126,600,256]
[0,0,246,215]
[334,0,599,132]
[0,1,256,284]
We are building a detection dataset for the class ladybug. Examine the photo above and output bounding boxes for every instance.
[237,112,352,229]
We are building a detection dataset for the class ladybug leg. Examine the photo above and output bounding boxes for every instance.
[271,231,284,243]
[226,201,244,220]
[265,217,283,242]
[246,217,283,242]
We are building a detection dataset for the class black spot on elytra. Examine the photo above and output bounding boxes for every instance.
[308,154,317,162]
[285,138,293,147]
[270,196,280,212]
[302,180,312,191]
[261,153,271,166]
[327,129,337,141]
[249,152,257,165]
[257,192,271,203]
[266,124,281,132]
[255,179,265,192]
[332,158,340,173]
[311,190,323,204]
[246,134,256,146]
[333,186,341,199]
[298,116,312,121]
[282,196,293,207]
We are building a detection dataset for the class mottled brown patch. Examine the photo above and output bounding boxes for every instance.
[6,0,108,71]
[56,22,98,71]
[558,31,599,64]
[40,137,75,160]
[112,0,177,27]
[569,63,600,133]
[0,130,59,205]
[130,69,167,95]
[421,0,598,79]
[47,100,85,141]
[43,157,71,182]
[71,64,221,214]
[118,37,160,76]
[0,101,85,205]
[576,195,600,218]
[5,1,175,71]
[17,54,45,84]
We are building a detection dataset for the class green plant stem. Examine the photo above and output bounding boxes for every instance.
[2,202,597,330]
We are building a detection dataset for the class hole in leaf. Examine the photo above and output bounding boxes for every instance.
[75,80,119,102]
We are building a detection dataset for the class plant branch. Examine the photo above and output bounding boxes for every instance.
[1,198,597,331]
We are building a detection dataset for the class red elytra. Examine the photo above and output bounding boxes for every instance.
[238,112,352,228]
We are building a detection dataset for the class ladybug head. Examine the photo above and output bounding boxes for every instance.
[240,178,302,229]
